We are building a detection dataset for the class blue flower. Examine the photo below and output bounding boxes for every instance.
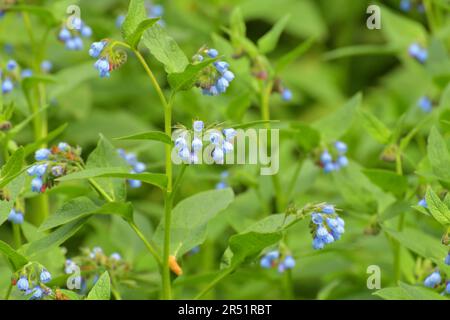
[175,137,188,149]
[29,164,47,177]
[322,205,335,214]
[320,151,332,164]
[260,256,272,269]
[192,138,203,152]
[94,58,110,78]
[21,69,33,78]
[58,28,71,41]
[6,59,17,71]
[128,178,142,189]
[418,198,427,208]
[216,77,229,93]
[89,41,106,58]
[210,132,221,145]
[17,277,29,291]
[193,120,204,132]
[2,78,13,94]
[311,213,323,224]
[116,15,126,28]
[51,166,64,177]
[223,141,234,154]
[8,209,24,224]
[179,147,190,162]
[408,43,428,63]
[30,287,43,300]
[110,253,121,261]
[213,148,224,164]
[312,237,325,250]
[446,282,450,294]
[334,141,348,154]
[281,88,292,101]
[424,271,441,288]
[81,25,92,38]
[336,155,348,167]
[418,96,432,112]
[35,148,51,160]
[215,181,227,189]
[445,253,450,266]
[323,162,336,173]
[40,269,52,283]
[400,0,411,12]
[134,162,146,173]
[207,48,218,58]
[41,60,52,73]
[223,71,235,82]
[283,256,296,269]
[31,177,43,193]
[214,61,229,74]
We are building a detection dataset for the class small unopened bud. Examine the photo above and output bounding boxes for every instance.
[168,255,183,276]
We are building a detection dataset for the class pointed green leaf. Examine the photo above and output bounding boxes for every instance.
[114,130,172,144]
[121,0,159,48]
[0,148,24,188]
[275,36,315,73]
[427,126,450,183]
[257,15,290,54]
[425,187,450,225]
[362,169,407,198]
[358,109,392,144]
[0,240,29,271]
[86,271,111,300]
[167,58,217,92]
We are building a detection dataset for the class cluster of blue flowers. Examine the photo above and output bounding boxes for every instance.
[319,141,348,173]
[422,254,450,295]
[417,96,432,113]
[174,121,237,165]
[192,48,235,96]
[58,18,92,51]
[400,0,425,13]
[116,1,164,28]
[88,40,112,78]
[216,171,229,189]
[28,142,80,193]
[20,60,53,80]
[310,205,345,250]
[15,267,52,300]
[260,250,296,273]
[118,149,146,188]
[8,208,24,224]
[408,42,428,64]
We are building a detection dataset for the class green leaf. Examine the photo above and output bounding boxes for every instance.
[313,92,362,141]
[25,217,90,256]
[289,122,320,152]
[427,126,450,183]
[85,136,128,201]
[0,240,29,271]
[275,36,315,73]
[59,167,167,190]
[362,169,407,198]
[323,44,398,61]
[58,289,82,300]
[153,188,234,256]
[425,187,450,225]
[86,271,111,300]
[374,283,448,300]
[0,200,14,227]
[114,130,172,145]
[39,197,134,231]
[142,23,189,73]
[167,58,217,92]
[230,7,246,39]
[121,0,155,48]
[8,5,57,27]
[233,120,280,129]
[23,123,68,157]
[358,109,392,144]
[257,14,290,54]
[0,148,24,188]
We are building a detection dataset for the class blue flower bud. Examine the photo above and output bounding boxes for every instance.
[322,205,335,214]
[336,156,348,167]
[193,120,204,132]
[316,226,329,238]
[277,262,286,273]
[89,41,106,58]
[320,151,332,164]
[284,256,296,269]
[312,237,325,250]
[207,48,218,58]
[220,171,229,179]
[213,148,224,164]
[260,257,272,269]
[192,138,203,152]
[418,96,432,112]
[40,269,52,283]
[34,164,48,177]
[31,177,43,193]
[175,137,187,149]
[151,4,164,17]
[128,179,142,188]
[445,253,450,266]
[334,141,347,154]
[209,85,219,96]
[223,141,234,154]
[215,181,227,189]
[281,89,292,101]
[2,78,13,94]
[110,253,121,261]
[323,233,335,244]
[59,28,71,41]
[216,77,229,93]
[326,217,338,229]
[6,59,17,71]
[223,70,235,82]
[179,147,190,162]
[400,0,411,12]
[21,69,33,78]
[30,287,43,300]
[81,25,92,38]
[323,162,336,173]
[134,162,146,173]
[214,61,229,74]
[58,142,70,151]
[17,277,29,291]
[116,15,125,28]
[51,166,64,177]
[35,148,51,160]
[424,271,441,288]
[266,250,280,260]
[41,60,52,73]
[418,198,427,208]
[311,213,323,224]
[210,132,221,145]
[190,152,199,164]
[223,128,237,141]
[94,58,110,78]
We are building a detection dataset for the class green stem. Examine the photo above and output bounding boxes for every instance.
[393,149,404,283]
[283,269,295,299]
[4,282,12,300]
[12,223,21,249]
[194,268,234,300]
[129,221,162,266]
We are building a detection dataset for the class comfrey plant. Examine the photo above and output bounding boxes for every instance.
[58,18,92,51]
[310,205,345,250]
[12,263,53,300]
[28,142,81,193]
[318,141,349,173]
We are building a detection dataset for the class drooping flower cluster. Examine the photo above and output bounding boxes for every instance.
[260,250,296,273]
[13,263,52,300]
[400,0,424,13]
[118,149,147,188]
[89,40,127,78]
[215,171,229,189]
[408,42,428,64]
[65,247,129,294]
[174,121,237,165]
[116,1,164,29]
[310,204,345,250]
[192,47,235,96]
[417,96,432,113]
[422,254,450,295]
[58,18,92,51]
[28,142,82,193]
[318,141,348,173]
[8,208,24,224]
